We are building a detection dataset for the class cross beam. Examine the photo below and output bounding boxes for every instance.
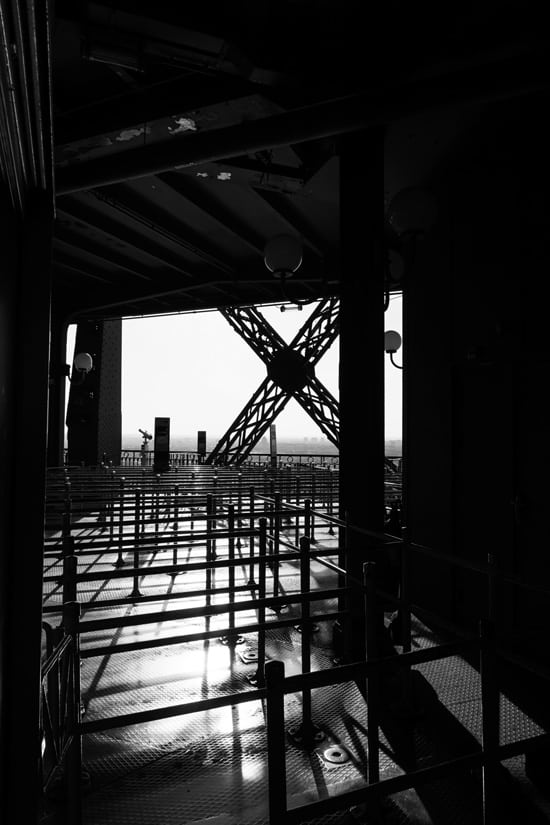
[207,298,340,465]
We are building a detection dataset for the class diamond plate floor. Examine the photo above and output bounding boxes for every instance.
[42,515,550,825]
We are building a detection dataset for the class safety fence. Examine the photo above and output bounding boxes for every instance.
[40,463,550,825]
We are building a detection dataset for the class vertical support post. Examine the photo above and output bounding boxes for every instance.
[172,484,179,568]
[114,476,125,567]
[64,601,82,825]
[300,535,311,733]
[131,491,142,599]
[206,493,213,608]
[248,486,256,587]
[254,518,267,687]
[311,474,316,543]
[266,660,287,824]
[62,537,77,605]
[304,498,312,540]
[339,128,385,663]
[228,505,236,638]
[273,492,281,600]
[480,619,499,825]
[295,478,301,547]
[364,561,380,785]
[400,526,412,654]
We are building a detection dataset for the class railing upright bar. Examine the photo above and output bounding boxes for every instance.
[273,492,281,599]
[115,477,126,567]
[255,518,267,687]
[63,536,77,604]
[266,659,288,823]
[400,527,412,653]
[364,561,380,785]
[300,534,312,734]
[248,486,256,587]
[131,491,142,598]
[480,619,499,825]
[64,601,82,825]
[172,484,179,569]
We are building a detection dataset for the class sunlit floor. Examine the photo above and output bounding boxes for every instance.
[42,518,550,824]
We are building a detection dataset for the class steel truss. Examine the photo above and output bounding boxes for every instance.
[207,298,340,465]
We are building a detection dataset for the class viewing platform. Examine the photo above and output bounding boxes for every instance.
[39,464,550,825]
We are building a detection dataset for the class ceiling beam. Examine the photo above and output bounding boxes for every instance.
[57,196,199,278]
[55,56,550,194]
[157,172,265,254]
[92,185,234,274]
[54,221,154,281]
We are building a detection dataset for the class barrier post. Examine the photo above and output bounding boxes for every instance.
[250,518,267,686]
[310,474,316,543]
[172,484,179,569]
[480,619,499,825]
[206,494,214,608]
[130,491,142,599]
[62,537,77,604]
[328,470,335,535]
[64,601,82,825]
[288,535,323,748]
[304,498,312,540]
[364,561,380,785]
[62,481,72,540]
[266,660,288,824]
[154,474,161,547]
[248,486,256,587]
[295,477,301,546]
[400,527,412,654]
[114,477,126,567]
[273,492,281,601]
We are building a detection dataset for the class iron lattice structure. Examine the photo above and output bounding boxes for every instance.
[207,298,340,465]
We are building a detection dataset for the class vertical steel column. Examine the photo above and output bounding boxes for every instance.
[114,477,125,567]
[64,601,82,825]
[172,484,179,568]
[266,660,287,823]
[62,536,77,604]
[248,486,256,587]
[273,492,281,600]
[364,561,380,785]
[255,518,267,687]
[206,493,214,607]
[400,526,412,653]
[295,478,301,546]
[339,128,386,662]
[131,491,142,598]
[480,619,499,825]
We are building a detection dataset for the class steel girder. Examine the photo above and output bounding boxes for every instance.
[207,297,340,465]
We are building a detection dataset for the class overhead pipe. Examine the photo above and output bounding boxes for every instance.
[55,58,550,195]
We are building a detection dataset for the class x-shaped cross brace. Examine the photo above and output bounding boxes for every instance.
[206,297,340,465]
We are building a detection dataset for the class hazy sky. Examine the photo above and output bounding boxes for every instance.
[67,295,402,441]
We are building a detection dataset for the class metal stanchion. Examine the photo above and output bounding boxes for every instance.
[220,505,244,647]
[206,494,214,608]
[266,659,288,823]
[249,518,267,686]
[295,477,301,547]
[114,477,126,568]
[248,486,256,587]
[364,561,380,785]
[172,484,179,570]
[480,619,499,825]
[64,601,83,825]
[63,537,77,605]
[130,491,142,599]
[311,474,316,543]
[400,527,412,654]
[304,498,311,540]
[273,492,281,602]
[288,535,323,748]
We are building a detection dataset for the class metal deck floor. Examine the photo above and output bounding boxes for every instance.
[42,518,550,824]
